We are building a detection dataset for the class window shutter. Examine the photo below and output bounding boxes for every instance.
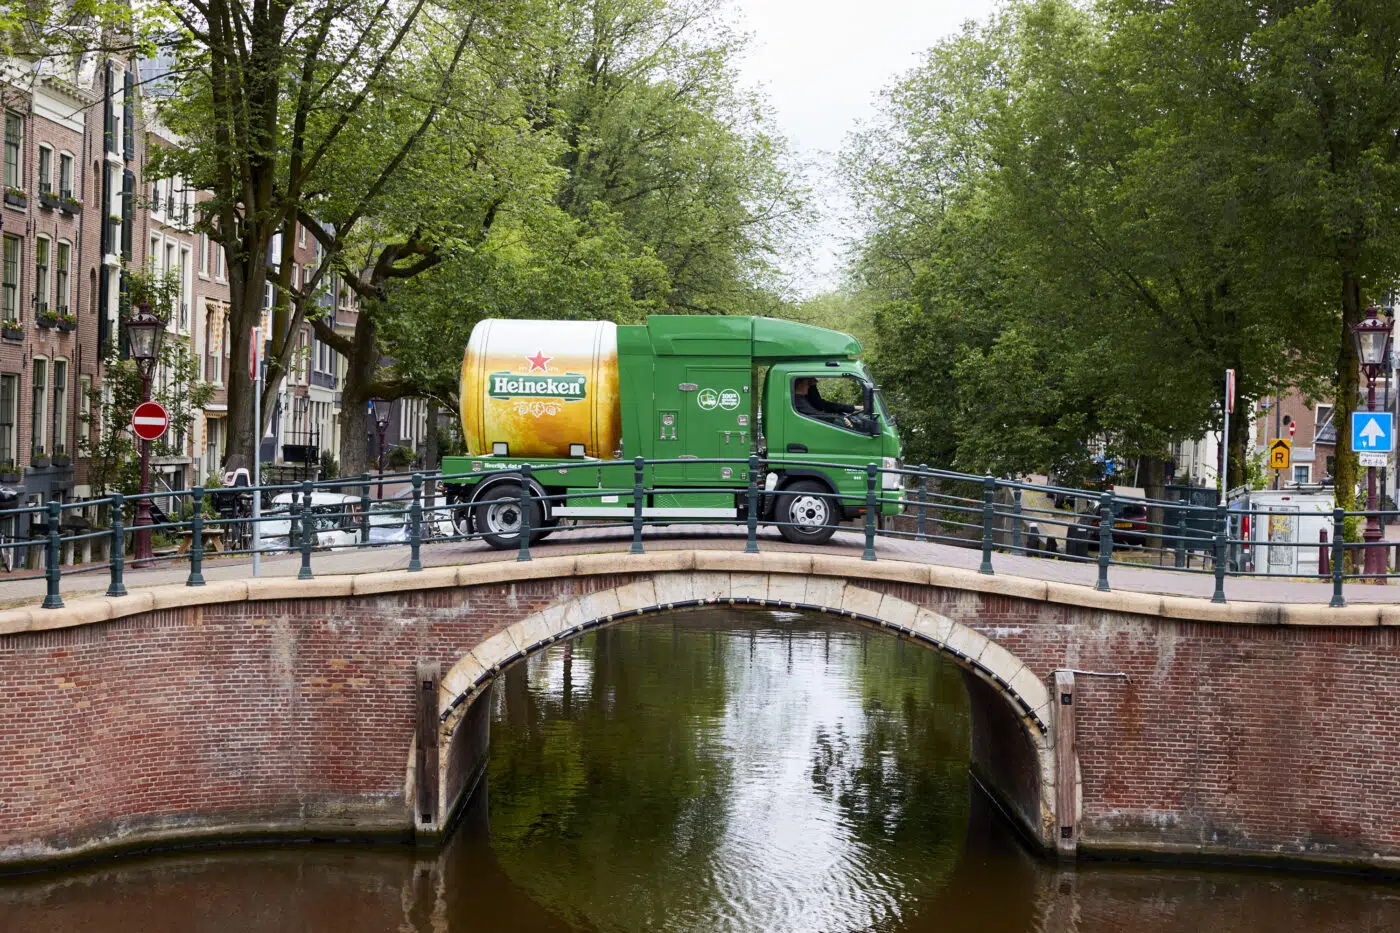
[121,169,134,259]
[122,71,135,160]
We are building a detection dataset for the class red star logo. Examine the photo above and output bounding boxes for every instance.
[526,350,551,372]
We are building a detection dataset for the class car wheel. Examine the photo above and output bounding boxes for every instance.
[775,479,838,545]
[472,482,545,550]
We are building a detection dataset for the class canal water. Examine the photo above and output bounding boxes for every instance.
[4,608,1400,932]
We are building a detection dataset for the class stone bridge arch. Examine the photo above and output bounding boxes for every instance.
[432,570,1060,850]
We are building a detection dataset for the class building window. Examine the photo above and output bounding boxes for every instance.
[34,237,49,311]
[0,373,15,465]
[298,222,306,248]
[37,145,52,194]
[51,359,67,454]
[1292,464,1309,485]
[77,374,91,451]
[2,112,21,190]
[31,357,47,457]
[2,235,19,322]
[198,233,209,276]
[152,176,163,218]
[214,240,225,280]
[55,241,70,313]
[1316,405,1333,427]
[178,247,190,330]
[58,152,73,198]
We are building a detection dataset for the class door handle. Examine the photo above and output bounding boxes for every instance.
[786,443,808,453]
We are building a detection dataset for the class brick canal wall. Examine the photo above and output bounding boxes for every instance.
[1,552,1398,873]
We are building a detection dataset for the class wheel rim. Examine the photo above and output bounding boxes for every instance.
[789,493,829,531]
[486,500,522,535]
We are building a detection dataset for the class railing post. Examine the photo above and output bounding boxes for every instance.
[42,500,63,609]
[359,473,371,544]
[187,486,206,586]
[516,465,533,563]
[1330,506,1346,608]
[409,472,424,571]
[1174,506,1187,569]
[916,464,928,542]
[979,474,996,575]
[1012,487,1024,555]
[298,480,314,580]
[631,457,645,555]
[745,454,760,554]
[862,463,878,561]
[1096,491,1113,592]
[1211,504,1227,604]
[1319,528,1330,577]
[106,493,127,597]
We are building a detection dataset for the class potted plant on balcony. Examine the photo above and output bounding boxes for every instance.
[56,309,76,332]
[36,305,58,328]
[52,446,71,468]
[0,461,18,483]
[3,187,26,209]
[60,193,81,215]
[1,320,21,341]
[30,448,49,470]
[38,187,60,211]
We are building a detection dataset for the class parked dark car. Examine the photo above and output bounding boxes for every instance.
[1065,498,1148,555]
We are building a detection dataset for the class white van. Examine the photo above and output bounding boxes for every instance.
[1235,489,1334,575]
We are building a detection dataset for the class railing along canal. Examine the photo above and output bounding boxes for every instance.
[0,458,1392,610]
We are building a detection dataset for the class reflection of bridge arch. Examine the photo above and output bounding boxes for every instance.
[434,570,1059,850]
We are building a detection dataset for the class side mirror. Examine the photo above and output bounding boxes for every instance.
[863,384,879,435]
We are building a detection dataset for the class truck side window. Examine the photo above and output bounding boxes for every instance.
[792,375,875,434]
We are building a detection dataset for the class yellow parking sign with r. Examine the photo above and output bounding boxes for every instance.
[1269,438,1291,470]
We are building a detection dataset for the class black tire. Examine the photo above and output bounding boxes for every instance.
[472,482,545,550]
[775,479,838,545]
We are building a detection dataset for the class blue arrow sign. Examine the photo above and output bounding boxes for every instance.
[1351,411,1394,454]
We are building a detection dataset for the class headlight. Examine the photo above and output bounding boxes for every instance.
[881,457,902,490]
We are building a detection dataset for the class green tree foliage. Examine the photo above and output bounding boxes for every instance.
[846,0,1400,493]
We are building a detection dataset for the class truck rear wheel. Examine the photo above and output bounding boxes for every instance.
[473,482,546,550]
[775,479,837,545]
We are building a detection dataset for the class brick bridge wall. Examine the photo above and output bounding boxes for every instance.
[1,551,1398,874]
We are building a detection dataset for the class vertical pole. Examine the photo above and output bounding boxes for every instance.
[41,500,63,609]
[1330,506,1347,608]
[252,328,262,578]
[298,480,314,580]
[516,465,532,563]
[862,463,877,561]
[979,475,995,575]
[631,456,645,555]
[1221,371,1231,498]
[745,454,760,554]
[133,371,153,562]
[1364,376,1385,577]
[359,473,371,544]
[1053,671,1077,859]
[1174,506,1187,569]
[1211,504,1227,604]
[916,465,927,542]
[187,485,206,586]
[1012,487,1024,555]
[415,662,441,828]
[409,472,423,571]
[106,493,126,597]
[1096,491,1113,592]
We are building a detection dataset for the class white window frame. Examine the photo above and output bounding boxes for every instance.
[30,356,48,457]
[1292,464,1311,485]
[77,373,91,452]
[198,232,209,277]
[214,239,226,281]
[51,357,67,455]
[58,151,74,199]
[37,144,53,195]
[2,233,21,323]
[0,372,17,466]
[55,240,71,314]
[33,236,50,312]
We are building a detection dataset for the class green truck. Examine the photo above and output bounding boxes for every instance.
[441,315,903,548]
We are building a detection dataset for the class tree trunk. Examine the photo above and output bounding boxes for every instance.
[225,238,272,466]
[424,399,440,506]
[337,310,381,477]
[1334,269,1363,513]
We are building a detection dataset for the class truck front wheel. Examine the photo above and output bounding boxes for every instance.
[473,482,546,550]
[775,480,837,545]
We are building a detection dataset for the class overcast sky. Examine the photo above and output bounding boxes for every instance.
[731,0,999,293]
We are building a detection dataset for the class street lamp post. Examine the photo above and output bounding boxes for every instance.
[1351,305,1394,577]
[126,303,166,561]
[371,399,390,499]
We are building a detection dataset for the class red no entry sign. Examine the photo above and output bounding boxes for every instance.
[131,401,170,441]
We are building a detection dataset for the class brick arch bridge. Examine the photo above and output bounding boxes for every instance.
[1,549,1398,875]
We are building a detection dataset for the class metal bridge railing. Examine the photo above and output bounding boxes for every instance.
[0,458,1392,611]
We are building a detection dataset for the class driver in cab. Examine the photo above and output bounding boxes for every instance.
[793,377,860,429]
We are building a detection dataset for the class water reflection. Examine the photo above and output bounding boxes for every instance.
[4,608,1400,933]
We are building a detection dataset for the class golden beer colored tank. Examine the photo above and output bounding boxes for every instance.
[459,319,622,459]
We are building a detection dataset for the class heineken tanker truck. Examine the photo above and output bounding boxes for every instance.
[440,315,903,549]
